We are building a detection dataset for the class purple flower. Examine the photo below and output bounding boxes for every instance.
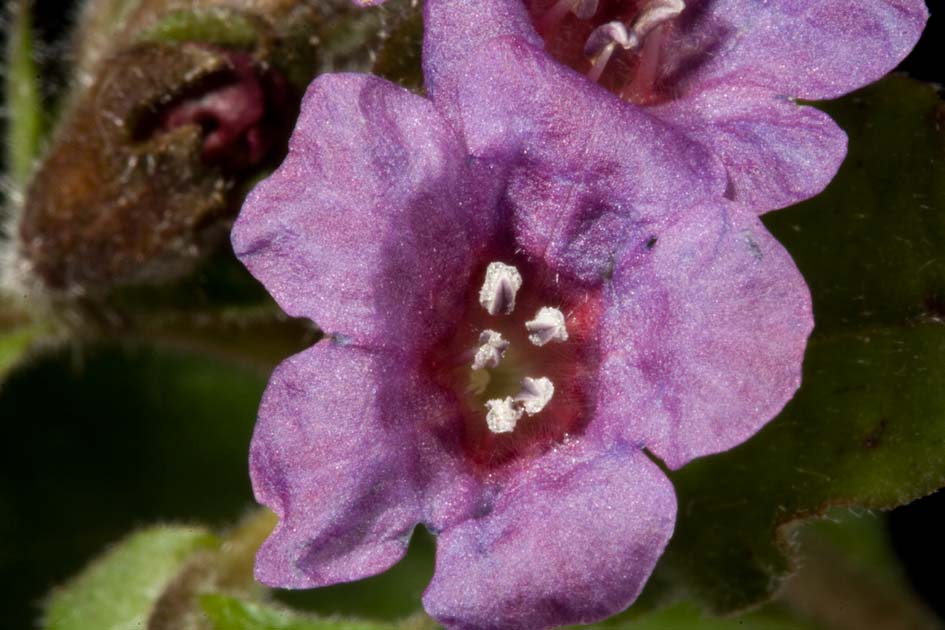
[422,0,928,214]
[232,64,812,627]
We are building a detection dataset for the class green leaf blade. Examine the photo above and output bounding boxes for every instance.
[0,323,38,378]
[664,323,945,612]
[136,9,260,48]
[43,526,218,630]
[652,76,945,614]
[5,0,44,187]
[200,594,401,630]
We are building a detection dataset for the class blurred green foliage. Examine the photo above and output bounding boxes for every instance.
[44,526,218,630]
[5,0,45,187]
[0,319,43,379]
[0,344,266,628]
[201,594,415,630]
[137,9,260,48]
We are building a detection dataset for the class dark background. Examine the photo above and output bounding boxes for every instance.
[1,1,942,628]
[860,6,944,621]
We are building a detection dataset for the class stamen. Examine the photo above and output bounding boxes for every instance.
[623,0,685,101]
[472,330,511,370]
[622,30,659,101]
[538,0,600,36]
[525,306,569,346]
[515,376,555,415]
[583,0,685,86]
[631,0,685,42]
[585,21,634,58]
[479,262,523,316]
[485,397,523,433]
[584,22,633,83]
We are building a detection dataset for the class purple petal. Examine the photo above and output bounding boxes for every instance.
[597,203,812,470]
[232,74,493,351]
[453,36,727,282]
[423,0,542,126]
[423,439,676,630]
[252,342,424,587]
[651,83,848,214]
[667,0,928,100]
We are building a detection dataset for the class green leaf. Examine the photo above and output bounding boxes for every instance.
[274,528,435,621]
[647,76,945,613]
[773,77,945,333]
[201,594,404,630]
[799,510,897,576]
[372,0,424,89]
[82,244,316,371]
[0,321,39,379]
[1,343,269,628]
[137,8,260,48]
[43,526,218,630]
[610,602,816,630]
[5,0,45,186]
[0,297,50,382]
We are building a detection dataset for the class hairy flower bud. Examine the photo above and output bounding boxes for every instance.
[9,0,415,294]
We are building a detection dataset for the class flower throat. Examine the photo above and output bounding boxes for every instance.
[428,255,602,471]
[528,0,685,104]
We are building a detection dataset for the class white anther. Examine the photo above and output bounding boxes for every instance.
[585,21,634,59]
[515,377,555,415]
[584,21,636,82]
[525,307,569,346]
[472,330,510,370]
[632,0,685,42]
[485,397,523,433]
[479,262,523,316]
[583,0,684,82]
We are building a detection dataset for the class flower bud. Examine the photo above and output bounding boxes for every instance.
[11,0,411,294]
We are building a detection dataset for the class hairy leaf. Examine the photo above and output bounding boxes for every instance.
[651,76,945,613]
[43,526,218,630]
[137,8,260,48]
[274,529,435,622]
[201,595,404,630]
[1,343,267,628]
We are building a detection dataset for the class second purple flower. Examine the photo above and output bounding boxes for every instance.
[423,0,928,214]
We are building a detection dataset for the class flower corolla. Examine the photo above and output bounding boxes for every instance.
[233,58,813,626]
[422,0,928,213]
